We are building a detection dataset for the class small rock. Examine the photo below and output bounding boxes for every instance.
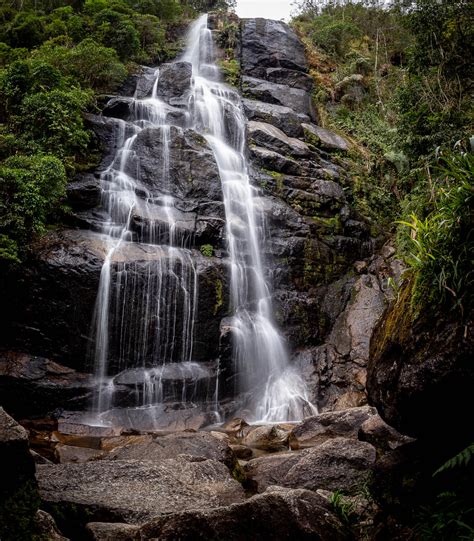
[354,260,368,274]
[86,522,140,541]
[242,425,290,451]
[222,418,249,439]
[34,510,68,541]
[55,444,104,464]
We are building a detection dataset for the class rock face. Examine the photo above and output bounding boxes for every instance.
[368,285,474,442]
[37,456,245,529]
[140,486,349,541]
[1,15,382,422]
[0,408,40,541]
[0,351,94,418]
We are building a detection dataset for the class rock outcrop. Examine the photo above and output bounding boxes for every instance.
[0,408,40,540]
[367,284,474,443]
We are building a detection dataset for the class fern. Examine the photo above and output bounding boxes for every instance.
[434,443,474,477]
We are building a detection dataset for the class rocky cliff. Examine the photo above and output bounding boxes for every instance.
[0,16,395,422]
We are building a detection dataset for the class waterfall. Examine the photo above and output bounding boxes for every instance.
[89,13,316,427]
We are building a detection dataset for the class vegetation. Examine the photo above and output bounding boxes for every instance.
[0,0,235,263]
[292,0,473,314]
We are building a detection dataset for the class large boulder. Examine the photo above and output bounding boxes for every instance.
[302,123,350,152]
[248,121,311,158]
[155,61,193,105]
[140,486,349,541]
[244,437,376,494]
[243,98,309,137]
[243,76,316,119]
[289,406,377,449]
[109,431,238,471]
[367,284,474,443]
[37,456,245,533]
[0,408,40,541]
[241,19,308,78]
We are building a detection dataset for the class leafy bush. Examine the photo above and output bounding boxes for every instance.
[0,154,67,262]
[17,87,91,158]
[397,151,474,313]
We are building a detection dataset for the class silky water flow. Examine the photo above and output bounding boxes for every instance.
[88,14,317,428]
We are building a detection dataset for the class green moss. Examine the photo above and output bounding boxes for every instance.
[200,244,213,257]
[217,58,240,87]
[231,461,247,484]
[214,278,223,315]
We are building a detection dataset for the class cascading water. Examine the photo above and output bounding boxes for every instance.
[89,13,316,426]
[183,15,316,422]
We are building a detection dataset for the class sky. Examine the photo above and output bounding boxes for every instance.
[235,0,294,22]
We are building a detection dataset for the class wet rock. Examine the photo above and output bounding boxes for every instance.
[243,76,315,119]
[242,425,290,452]
[333,391,367,411]
[117,65,156,99]
[245,437,376,494]
[302,123,350,152]
[102,96,134,120]
[248,121,311,158]
[243,98,309,138]
[155,61,192,105]
[241,19,308,78]
[109,431,238,470]
[67,174,101,210]
[34,510,68,541]
[265,67,314,91]
[130,126,223,203]
[37,456,245,527]
[86,522,140,540]
[140,485,349,541]
[359,415,414,452]
[0,352,94,419]
[0,408,40,541]
[289,406,377,450]
[249,146,302,175]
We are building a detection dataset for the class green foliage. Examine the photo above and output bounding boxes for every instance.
[330,490,355,524]
[93,8,140,59]
[218,58,240,87]
[415,492,474,541]
[311,15,361,57]
[397,151,474,313]
[200,243,213,257]
[434,443,474,477]
[18,87,91,158]
[0,154,67,262]
[34,38,127,92]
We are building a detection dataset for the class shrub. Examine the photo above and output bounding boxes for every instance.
[0,154,67,261]
[17,87,91,158]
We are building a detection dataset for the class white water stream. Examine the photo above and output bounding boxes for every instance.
[90,14,316,425]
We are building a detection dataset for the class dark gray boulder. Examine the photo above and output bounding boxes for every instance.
[243,76,316,119]
[140,485,349,541]
[244,437,376,494]
[243,98,309,137]
[155,61,192,105]
[289,406,377,449]
[248,121,311,158]
[241,19,308,78]
[109,430,238,471]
